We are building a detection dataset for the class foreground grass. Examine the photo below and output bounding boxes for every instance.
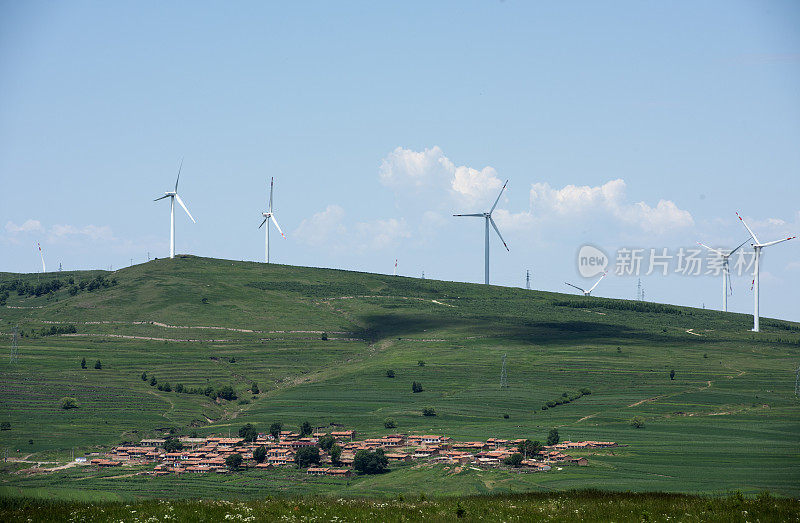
[1,490,798,522]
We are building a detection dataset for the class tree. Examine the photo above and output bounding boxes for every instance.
[518,439,542,459]
[162,382,172,392]
[294,446,320,468]
[384,418,396,429]
[329,443,342,465]
[670,369,676,380]
[216,385,237,401]
[504,453,523,467]
[175,383,184,393]
[385,369,395,378]
[422,407,436,417]
[299,421,312,437]
[150,376,157,386]
[631,416,645,428]
[141,371,147,381]
[0,422,11,430]
[321,332,328,341]
[418,360,425,367]
[164,438,183,452]
[80,357,86,369]
[253,445,267,463]
[238,423,258,442]
[269,422,282,440]
[251,382,259,394]
[546,428,559,446]
[412,381,423,393]
[60,397,78,410]
[318,434,335,451]
[94,360,102,369]
[353,449,388,475]
[225,453,243,471]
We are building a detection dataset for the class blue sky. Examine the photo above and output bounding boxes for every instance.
[1,1,799,321]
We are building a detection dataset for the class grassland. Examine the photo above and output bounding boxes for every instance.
[0,256,799,500]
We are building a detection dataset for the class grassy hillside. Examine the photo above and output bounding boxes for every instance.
[1,256,799,498]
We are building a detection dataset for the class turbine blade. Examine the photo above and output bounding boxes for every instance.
[696,241,725,257]
[269,177,274,212]
[453,213,484,217]
[759,236,796,248]
[728,237,752,256]
[258,217,268,229]
[175,158,183,192]
[588,271,608,293]
[489,179,509,213]
[565,282,585,293]
[735,212,759,244]
[174,194,196,223]
[270,214,286,238]
[489,216,509,251]
[154,195,169,201]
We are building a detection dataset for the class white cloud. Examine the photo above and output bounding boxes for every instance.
[5,219,44,234]
[49,224,114,242]
[294,205,409,252]
[530,179,694,234]
[379,146,504,206]
[293,205,347,247]
[354,218,411,250]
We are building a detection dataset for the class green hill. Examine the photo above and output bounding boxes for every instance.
[1,256,799,498]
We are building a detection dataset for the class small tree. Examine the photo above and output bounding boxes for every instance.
[318,434,335,451]
[422,406,436,417]
[94,360,102,369]
[504,453,523,467]
[150,376,157,386]
[294,446,321,468]
[299,420,313,437]
[238,423,258,442]
[0,422,11,430]
[353,449,388,475]
[60,397,78,410]
[417,360,425,367]
[225,453,243,471]
[631,416,645,428]
[269,422,282,440]
[411,381,423,393]
[141,371,147,381]
[385,369,395,378]
[162,382,172,392]
[329,443,342,465]
[670,369,676,380]
[80,357,86,369]
[384,418,396,429]
[251,382,259,394]
[321,332,328,341]
[164,438,183,452]
[216,385,237,401]
[253,445,267,463]
[229,356,236,363]
[175,383,184,393]
[546,428,559,446]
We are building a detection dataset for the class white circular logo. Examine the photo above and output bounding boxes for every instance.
[577,245,608,278]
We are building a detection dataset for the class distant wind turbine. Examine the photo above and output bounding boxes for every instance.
[736,211,796,332]
[565,271,608,296]
[696,237,751,312]
[258,177,286,263]
[37,242,45,273]
[153,160,196,259]
[453,180,510,285]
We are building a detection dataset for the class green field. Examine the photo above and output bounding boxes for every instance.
[0,256,799,499]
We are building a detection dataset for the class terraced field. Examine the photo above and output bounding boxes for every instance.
[0,256,798,499]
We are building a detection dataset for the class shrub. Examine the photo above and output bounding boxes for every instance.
[80,357,86,369]
[157,384,164,391]
[546,428,559,446]
[253,445,267,463]
[631,416,645,428]
[503,413,509,419]
[238,398,250,405]
[417,360,425,367]
[321,332,328,341]
[150,377,157,386]
[141,371,147,381]
[384,418,396,429]
[162,382,172,392]
[238,423,258,442]
[670,369,676,380]
[216,385,237,401]
[175,383,184,393]
[94,360,102,370]
[251,382,259,394]
[229,356,236,363]
[422,406,436,416]
[294,446,321,468]
[68,286,78,296]
[60,397,78,410]
[353,449,388,474]
[411,381,423,393]
[0,422,10,430]
[225,453,243,470]
[385,369,395,378]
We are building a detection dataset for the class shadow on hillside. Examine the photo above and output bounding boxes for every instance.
[484,320,638,343]
[354,313,469,342]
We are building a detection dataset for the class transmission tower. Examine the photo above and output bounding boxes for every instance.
[9,325,19,364]
[526,270,531,290]
[500,353,509,389]
[636,278,644,301]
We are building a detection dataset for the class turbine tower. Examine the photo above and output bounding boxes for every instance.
[453,180,510,285]
[258,177,285,263]
[696,237,751,312]
[736,212,796,332]
[565,271,608,296]
[154,160,196,259]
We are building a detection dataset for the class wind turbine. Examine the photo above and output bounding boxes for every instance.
[153,160,196,259]
[453,180,510,285]
[696,237,751,312]
[736,212,796,332]
[258,177,285,263]
[565,271,608,296]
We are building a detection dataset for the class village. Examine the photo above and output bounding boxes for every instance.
[90,429,619,478]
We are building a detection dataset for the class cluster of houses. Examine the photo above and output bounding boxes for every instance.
[102,430,617,476]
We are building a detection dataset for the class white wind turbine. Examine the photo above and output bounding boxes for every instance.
[453,180,510,285]
[258,177,285,263]
[565,271,608,296]
[736,211,796,332]
[153,160,196,259]
[696,237,751,312]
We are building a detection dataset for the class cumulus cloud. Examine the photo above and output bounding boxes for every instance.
[530,179,694,234]
[49,224,114,242]
[5,219,44,234]
[379,146,504,206]
[354,218,411,250]
[294,205,410,252]
[293,205,347,247]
